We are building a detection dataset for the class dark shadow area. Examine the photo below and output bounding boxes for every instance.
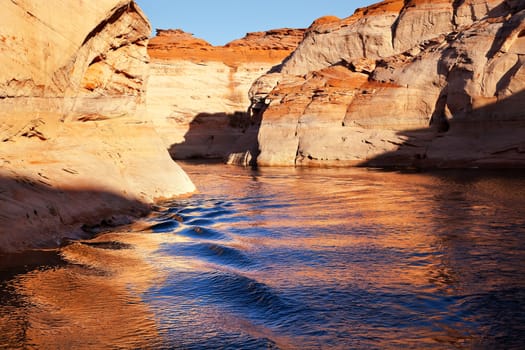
[0,249,66,321]
[367,5,525,170]
[0,248,67,349]
[81,2,143,46]
[422,167,525,350]
[429,91,451,133]
[486,2,525,59]
[169,109,262,167]
[362,89,525,169]
[0,174,151,346]
[0,250,66,288]
[0,174,150,252]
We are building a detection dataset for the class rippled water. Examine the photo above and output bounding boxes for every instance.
[1,163,525,349]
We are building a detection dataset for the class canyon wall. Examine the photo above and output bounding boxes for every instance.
[146,28,304,164]
[0,1,195,251]
[251,0,525,168]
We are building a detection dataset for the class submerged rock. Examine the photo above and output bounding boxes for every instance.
[0,0,195,251]
[250,0,525,168]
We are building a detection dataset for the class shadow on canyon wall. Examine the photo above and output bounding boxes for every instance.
[0,174,149,252]
[169,110,262,166]
[371,2,525,169]
[169,89,525,169]
[362,89,525,168]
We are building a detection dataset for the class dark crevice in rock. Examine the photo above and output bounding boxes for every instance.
[486,5,524,58]
[452,0,467,27]
[115,69,137,80]
[90,54,105,65]
[390,13,402,51]
[496,56,523,94]
[82,3,134,46]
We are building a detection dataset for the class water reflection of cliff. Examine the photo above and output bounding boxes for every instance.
[179,164,525,348]
[0,233,165,349]
[1,165,524,348]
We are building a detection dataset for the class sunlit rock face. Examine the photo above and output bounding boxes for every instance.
[0,1,195,252]
[146,28,304,164]
[251,0,525,167]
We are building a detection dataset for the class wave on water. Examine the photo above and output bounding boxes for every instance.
[2,164,525,349]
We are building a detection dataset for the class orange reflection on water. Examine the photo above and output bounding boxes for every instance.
[1,164,524,349]
[1,232,168,349]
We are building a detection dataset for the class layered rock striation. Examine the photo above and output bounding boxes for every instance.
[251,0,525,167]
[0,1,194,251]
[146,28,304,164]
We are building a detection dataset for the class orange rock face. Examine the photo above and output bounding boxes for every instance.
[0,1,195,252]
[148,28,304,66]
[146,28,304,163]
[251,0,525,168]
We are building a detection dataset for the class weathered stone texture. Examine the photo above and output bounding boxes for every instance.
[0,1,195,251]
[251,0,525,168]
[146,28,304,163]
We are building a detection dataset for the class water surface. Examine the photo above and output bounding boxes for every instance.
[1,163,525,349]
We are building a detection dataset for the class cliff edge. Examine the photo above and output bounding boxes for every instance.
[146,28,304,165]
[0,1,195,251]
[251,0,525,168]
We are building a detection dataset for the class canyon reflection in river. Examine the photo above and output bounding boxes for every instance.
[1,162,525,349]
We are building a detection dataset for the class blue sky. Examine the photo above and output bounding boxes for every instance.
[135,0,377,46]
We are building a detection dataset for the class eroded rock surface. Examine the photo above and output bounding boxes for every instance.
[251,0,525,167]
[0,1,194,251]
[146,28,304,164]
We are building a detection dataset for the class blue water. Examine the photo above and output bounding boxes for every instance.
[1,163,525,349]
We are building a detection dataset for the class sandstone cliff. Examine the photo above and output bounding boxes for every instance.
[0,1,195,251]
[146,28,304,164]
[251,0,525,167]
